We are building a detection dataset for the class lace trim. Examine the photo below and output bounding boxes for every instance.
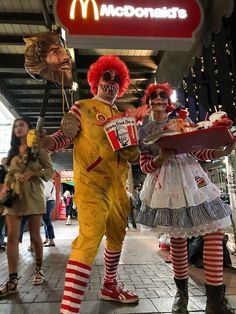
[155,216,231,238]
[137,197,232,238]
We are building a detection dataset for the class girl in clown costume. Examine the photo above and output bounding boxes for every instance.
[137,83,236,314]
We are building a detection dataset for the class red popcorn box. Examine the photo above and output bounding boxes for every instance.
[104,116,138,151]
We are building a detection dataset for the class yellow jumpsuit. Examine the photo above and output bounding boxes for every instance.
[70,99,138,265]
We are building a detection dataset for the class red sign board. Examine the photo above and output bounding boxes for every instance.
[54,0,203,50]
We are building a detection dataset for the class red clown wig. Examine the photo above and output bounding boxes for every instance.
[142,83,175,112]
[87,55,130,97]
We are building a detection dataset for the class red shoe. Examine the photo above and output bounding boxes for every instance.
[101,280,139,304]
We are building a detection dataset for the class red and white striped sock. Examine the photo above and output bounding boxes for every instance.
[104,248,121,284]
[170,237,188,279]
[60,260,91,314]
[203,231,224,286]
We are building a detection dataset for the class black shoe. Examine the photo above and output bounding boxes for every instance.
[172,278,189,314]
[205,284,234,314]
[0,245,6,252]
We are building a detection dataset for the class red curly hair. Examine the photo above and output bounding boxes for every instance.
[87,55,130,97]
[142,83,175,112]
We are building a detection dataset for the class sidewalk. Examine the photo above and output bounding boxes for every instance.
[0,221,236,314]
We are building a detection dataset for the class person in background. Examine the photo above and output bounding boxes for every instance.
[72,201,78,219]
[126,189,137,230]
[18,216,35,253]
[18,216,28,240]
[0,118,54,297]
[137,83,236,314]
[42,179,56,247]
[133,185,142,214]
[63,190,73,226]
[0,217,6,252]
[0,157,7,252]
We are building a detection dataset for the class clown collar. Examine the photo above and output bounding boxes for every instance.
[93,95,118,110]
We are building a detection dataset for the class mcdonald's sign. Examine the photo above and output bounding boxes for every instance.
[54,0,203,50]
[69,0,100,21]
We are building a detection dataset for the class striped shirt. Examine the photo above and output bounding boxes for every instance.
[49,103,81,151]
[140,149,216,174]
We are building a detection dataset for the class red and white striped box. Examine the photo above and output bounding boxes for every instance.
[104,116,138,151]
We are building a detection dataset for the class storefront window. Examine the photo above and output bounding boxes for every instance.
[0,101,15,159]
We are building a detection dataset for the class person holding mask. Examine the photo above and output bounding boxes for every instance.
[0,118,54,297]
[137,83,236,314]
[39,55,139,314]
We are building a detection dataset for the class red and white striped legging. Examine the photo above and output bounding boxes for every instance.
[170,237,189,279]
[61,260,91,314]
[104,248,121,283]
[203,231,224,286]
[170,231,224,285]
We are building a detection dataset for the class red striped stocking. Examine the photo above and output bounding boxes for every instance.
[104,248,121,284]
[170,237,188,279]
[61,260,91,314]
[203,231,224,286]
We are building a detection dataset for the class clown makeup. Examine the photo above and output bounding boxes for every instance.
[149,89,169,113]
[150,91,168,100]
[102,71,121,85]
[97,70,120,102]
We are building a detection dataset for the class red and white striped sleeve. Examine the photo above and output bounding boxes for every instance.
[49,103,81,152]
[70,102,81,124]
[49,129,73,152]
[140,152,157,174]
[192,149,216,161]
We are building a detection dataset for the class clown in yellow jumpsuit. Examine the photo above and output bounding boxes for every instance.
[46,55,140,314]
[72,98,136,264]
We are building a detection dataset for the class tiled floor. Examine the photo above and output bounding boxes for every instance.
[0,221,235,314]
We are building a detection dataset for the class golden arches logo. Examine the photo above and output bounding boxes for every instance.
[70,0,99,21]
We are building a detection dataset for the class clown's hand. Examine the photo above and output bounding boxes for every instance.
[153,148,176,168]
[118,145,139,162]
[26,129,39,148]
[26,129,55,152]
[26,129,46,148]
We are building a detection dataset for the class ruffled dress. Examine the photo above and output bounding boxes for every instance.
[137,119,232,238]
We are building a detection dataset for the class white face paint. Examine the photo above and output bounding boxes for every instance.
[97,70,120,102]
[150,88,168,113]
